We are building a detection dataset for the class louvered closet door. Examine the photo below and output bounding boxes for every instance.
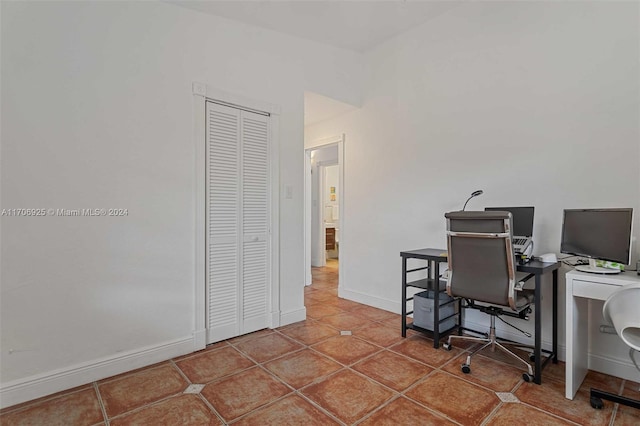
[240,112,269,333]
[206,101,270,344]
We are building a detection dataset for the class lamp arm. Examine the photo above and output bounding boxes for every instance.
[462,196,473,211]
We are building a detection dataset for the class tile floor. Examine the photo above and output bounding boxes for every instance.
[2,259,639,425]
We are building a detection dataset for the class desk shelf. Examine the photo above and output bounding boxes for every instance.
[405,278,443,291]
[400,249,460,348]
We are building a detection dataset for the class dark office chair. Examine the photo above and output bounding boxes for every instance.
[443,211,536,381]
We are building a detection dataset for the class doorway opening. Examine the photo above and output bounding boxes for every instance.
[304,135,344,293]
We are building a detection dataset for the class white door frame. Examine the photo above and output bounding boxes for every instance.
[304,134,345,289]
[193,82,281,350]
[314,160,335,269]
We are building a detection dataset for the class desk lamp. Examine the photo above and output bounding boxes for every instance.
[462,190,484,211]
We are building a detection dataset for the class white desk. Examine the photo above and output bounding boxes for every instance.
[565,269,640,399]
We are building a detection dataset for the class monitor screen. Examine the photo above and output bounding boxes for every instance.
[485,207,534,236]
[560,208,633,264]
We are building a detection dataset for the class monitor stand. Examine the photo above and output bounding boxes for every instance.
[575,259,622,274]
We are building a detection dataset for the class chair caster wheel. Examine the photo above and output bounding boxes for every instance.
[590,396,604,409]
[522,373,533,382]
[461,364,471,374]
[529,353,535,362]
[443,343,452,351]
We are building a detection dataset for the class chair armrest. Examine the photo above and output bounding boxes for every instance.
[515,273,536,291]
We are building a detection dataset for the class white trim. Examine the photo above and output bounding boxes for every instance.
[304,150,312,286]
[193,82,281,338]
[588,352,640,382]
[339,288,398,313]
[317,163,328,268]
[269,114,281,328]
[305,134,344,151]
[192,329,207,350]
[279,307,307,327]
[193,82,281,116]
[0,336,194,409]
[193,90,206,352]
[303,134,345,291]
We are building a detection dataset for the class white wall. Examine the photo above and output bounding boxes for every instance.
[305,1,639,367]
[0,1,362,406]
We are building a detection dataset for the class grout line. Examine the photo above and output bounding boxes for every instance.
[479,401,503,426]
[516,400,583,426]
[169,359,193,385]
[351,394,400,425]
[196,393,227,425]
[92,382,109,426]
[293,389,347,426]
[105,392,185,423]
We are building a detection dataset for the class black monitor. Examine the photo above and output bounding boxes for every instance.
[485,206,534,236]
[560,208,633,273]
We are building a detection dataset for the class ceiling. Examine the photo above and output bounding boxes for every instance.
[171,1,461,125]
[170,1,461,53]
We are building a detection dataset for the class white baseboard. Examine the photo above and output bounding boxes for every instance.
[280,307,306,327]
[0,335,195,409]
[589,353,640,383]
[192,328,207,351]
[338,288,397,313]
[270,310,281,328]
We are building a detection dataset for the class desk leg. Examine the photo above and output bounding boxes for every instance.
[432,261,440,349]
[534,273,542,384]
[552,269,558,363]
[401,257,407,338]
[566,288,589,399]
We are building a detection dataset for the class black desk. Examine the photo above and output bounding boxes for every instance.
[400,248,559,385]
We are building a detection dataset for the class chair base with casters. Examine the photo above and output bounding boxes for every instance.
[590,387,640,410]
[443,303,536,382]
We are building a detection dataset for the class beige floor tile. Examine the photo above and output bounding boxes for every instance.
[99,364,187,418]
[234,333,304,363]
[311,335,380,365]
[175,345,255,384]
[109,394,221,425]
[352,350,433,391]
[201,367,291,422]
[359,397,456,425]
[233,394,339,425]
[301,369,394,424]
[263,349,342,389]
[0,388,103,426]
[405,371,499,426]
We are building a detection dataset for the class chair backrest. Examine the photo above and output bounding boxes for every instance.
[445,210,517,310]
[603,283,640,351]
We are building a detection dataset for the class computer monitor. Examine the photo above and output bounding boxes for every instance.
[485,207,534,236]
[560,208,633,274]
